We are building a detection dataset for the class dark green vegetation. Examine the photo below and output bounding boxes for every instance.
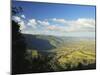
[12,21,30,74]
[24,34,96,73]
[12,23,96,74]
[12,7,30,75]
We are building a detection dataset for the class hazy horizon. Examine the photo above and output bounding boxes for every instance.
[12,1,96,38]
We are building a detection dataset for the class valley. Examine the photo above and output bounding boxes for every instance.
[23,34,96,72]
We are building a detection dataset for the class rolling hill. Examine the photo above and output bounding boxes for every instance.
[22,34,96,72]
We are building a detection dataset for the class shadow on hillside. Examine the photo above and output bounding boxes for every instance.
[23,34,56,50]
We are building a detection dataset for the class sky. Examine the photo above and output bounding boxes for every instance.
[12,1,96,37]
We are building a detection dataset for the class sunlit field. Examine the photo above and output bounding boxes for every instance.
[25,35,96,72]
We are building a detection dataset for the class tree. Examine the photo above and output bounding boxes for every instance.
[12,7,29,74]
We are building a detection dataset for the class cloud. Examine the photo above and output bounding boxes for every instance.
[21,15,25,19]
[37,20,50,26]
[51,18,95,32]
[12,16,21,22]
[72,18,95,28]
[12,15,95,36]
[27,19,37,28]
[67,18,95,32]
[12,16,38,33]
[47,25,67,32]
[18,21,26,30]
[37,19,67,32]
[12,16,26,30]
[52,18,67,24]
[34,18,95,33]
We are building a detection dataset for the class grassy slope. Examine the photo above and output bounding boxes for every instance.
[24,34,96,72]
[51,40,96,71]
